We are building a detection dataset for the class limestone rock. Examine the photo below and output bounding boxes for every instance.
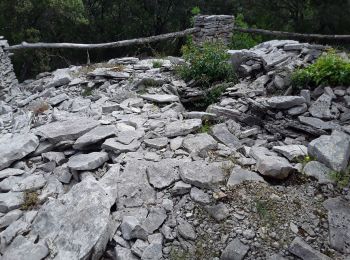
[289,237,331,260]
[303,161,333,184]
[308,131,350,172]
[272,145,307,162]
[227,167,265,186]
[34,118,99,143]
[221,238,250,260]
[210,123,241,149]
[0,174,46,192]
[205,203,230,221]
[257,156,294,179]
[266,96,306,109]
[142,207,167,234]
[144,137,168,149]
[179,161,225,189]
[177,219,196,240]
[140,94,179,103]
[0,168,24,179]
[165,119,202,137]
[146,159,183,189]
[121,216,148,240]
[182,133,218,157]
[0,134,39,170]
[102,138,141,154]
[67,152,109,170]
[73,125,117,149]
[0,192,24,213]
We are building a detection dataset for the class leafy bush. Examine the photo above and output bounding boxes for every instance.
[229,14,263,50]
[152,60,163,68]
[177,41,235,86]
[292,52,350,88]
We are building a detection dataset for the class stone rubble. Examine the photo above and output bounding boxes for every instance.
[0,41,348,260]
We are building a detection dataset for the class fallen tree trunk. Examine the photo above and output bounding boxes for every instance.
[233,27,350,43]
[6,28,199,51]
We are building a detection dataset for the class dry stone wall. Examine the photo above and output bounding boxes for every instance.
[0,37,18,94]
[193,15,235,45]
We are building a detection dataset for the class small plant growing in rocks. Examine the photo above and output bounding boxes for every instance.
[329,168,350,188]
[21,191,39,210]
[292,51,350,88]
[152,60,163,68]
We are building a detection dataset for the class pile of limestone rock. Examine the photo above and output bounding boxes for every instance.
[0,40,349,260]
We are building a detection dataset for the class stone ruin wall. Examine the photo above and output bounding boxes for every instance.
[0,37,18,95]
[193,15,235,45]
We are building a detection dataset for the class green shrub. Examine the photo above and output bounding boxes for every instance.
[229,14,263,50]
[177,41,235,86]
[292,52,350,88]
[329,168,350,188]
[152,60,163,68]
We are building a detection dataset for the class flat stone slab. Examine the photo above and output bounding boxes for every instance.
[227,167,265,187]
[140,94,179,103]
[0,174,46,192]
[179,161,225,189]
[102,138,141,153]
[266,96,306,109]
[221,238,250,260]
[146,159,185,189]
[210,123,241,150]
[308,131,350,172]
[0,192,24,213]
[272,145,307,162]
[0,134,39,170]
[165,119,202,137]
[182,133,218,157]
[0,168,25,179]
[298,116,340,130]
[67,152,109,170]
[144,137,168,149]
[30,167,120,260]
[73,125,117,149]
[289,237,331,260]
[34,118,99,143]
[323,196,350,254]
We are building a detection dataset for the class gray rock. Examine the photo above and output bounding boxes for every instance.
[140,94,179,103]
[161,225,175,241]
[179,161,225,189]
[182,133,218,157]
[0,168,24,179]
[190,187,211,204]
[300,89,311,105]
[42,151,66,164]
[272,145,307,162]
[34,118,99,143]
[67,152,109,170]
[146,159,183,189]
[220,238,250,260]
[115,246,139,260]
[141,242,163,260]
[121,216,148,240]
[309,93,337,119]
[73,125,117,149]
[177,219,196,240]
[308,131,350,172]
[205,203,230,221]
[266,96,306,109]
[257,156,294,179]
[144,137,168,149]
[298,116,340,130]
[303,161,333,184]
[0,209,23,229]
[170,137,183,150]
[117,160,156,208]
[171,181,192,196]
[227,167,265,186]
[47,68,72,87]
[288,104,308,116]
[210,123,242,150]
[267,254,288,260]
[102,138,141,154]
[323,196,350,254]
[30,166,120,260]
[0,192,24,213]
[1,235,49,260]
[142,207,167,234]
[53,164,72,184]
[48,93,69,106]
[289,237,331,260]
[131,239,149,257]
[0,174,46,192]
[165,119,202,137]
[0,134,39,170]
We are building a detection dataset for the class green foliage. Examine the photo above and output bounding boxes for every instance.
[329,168,350,188]
[177,41,234,86]
[81,87,93,97]
[191,6,201,16]
[152,60,163,68]
[199,120,212,133]
[292,52,350,88]
[229,14,263,50]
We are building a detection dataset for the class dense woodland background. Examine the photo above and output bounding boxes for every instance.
[1,0,350,80]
